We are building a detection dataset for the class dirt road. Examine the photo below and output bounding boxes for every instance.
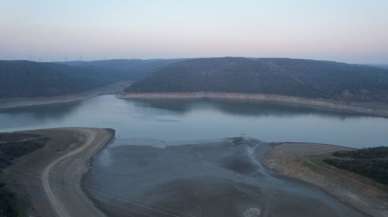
[4,128,114,217]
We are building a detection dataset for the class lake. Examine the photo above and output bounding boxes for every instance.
[0,94,387,148]
[1,94,386,217]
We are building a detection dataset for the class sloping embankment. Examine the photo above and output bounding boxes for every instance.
[263,143,388,217]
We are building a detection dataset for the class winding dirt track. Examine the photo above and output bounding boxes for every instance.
[41,128,113,217]
[4,128,114,217]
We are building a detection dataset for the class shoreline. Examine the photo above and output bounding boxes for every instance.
[263,142,388,217]
[5,130,381,217]
[3,127,115,217]
[122,92,388,118]
[80,130,116,217]
[0,81,131,110]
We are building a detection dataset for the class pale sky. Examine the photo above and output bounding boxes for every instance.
[1,0,387,63]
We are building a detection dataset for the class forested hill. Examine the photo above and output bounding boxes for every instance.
[374,65,388,70]
[126,57,388,102]
[61,59,179,81]
[0,59,177,99]
[0,60,111,98]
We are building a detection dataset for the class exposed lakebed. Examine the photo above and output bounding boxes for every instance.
[84,138,368,217]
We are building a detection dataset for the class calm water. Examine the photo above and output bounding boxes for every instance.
[0,94,387,148]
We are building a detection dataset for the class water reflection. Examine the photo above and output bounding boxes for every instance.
[0,95,387,147]
[0,101,82,119]
[0,101,82,129]
[131,98,369,120]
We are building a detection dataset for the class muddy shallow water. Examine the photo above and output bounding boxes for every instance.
[83,138,367,217]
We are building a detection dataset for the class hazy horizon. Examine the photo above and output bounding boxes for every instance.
[1,0,388,64]
[1,56,387,66]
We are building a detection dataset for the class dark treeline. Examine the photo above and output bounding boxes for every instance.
[0,59,177,99]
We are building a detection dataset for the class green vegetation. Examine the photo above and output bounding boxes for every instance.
[324,147,388,185]
[0,132,47,217]
[126,57,388,102]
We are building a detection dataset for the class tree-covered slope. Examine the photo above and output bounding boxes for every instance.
[61,59,179,81]
[0,60,117,98]
[0,59,179,99]
[126,57,388,102]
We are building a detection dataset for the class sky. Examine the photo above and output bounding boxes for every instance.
[1,0,388,64]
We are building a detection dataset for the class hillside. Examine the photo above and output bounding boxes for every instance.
[126,58,388,102]
[0,59,177,99]
[0,61,115,98]
[61,59,179,81]
[374,65,388,70]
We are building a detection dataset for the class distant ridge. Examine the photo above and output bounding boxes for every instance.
[61,59,180,80]
[126,57,388,102]
[0,59,176,99]
[373,64,388,70]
